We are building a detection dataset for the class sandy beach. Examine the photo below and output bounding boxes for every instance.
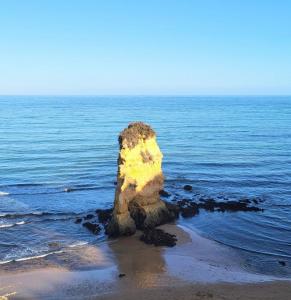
[1,224,290,299]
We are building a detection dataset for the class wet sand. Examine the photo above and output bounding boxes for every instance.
[0,224,290,299]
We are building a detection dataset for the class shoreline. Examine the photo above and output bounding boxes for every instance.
[1,224,290,299]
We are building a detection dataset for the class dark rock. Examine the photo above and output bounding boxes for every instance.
[83,222,101,234]
[127,201,176,231]
[129,202,147,230]
[279,261,286,266]
[152,205,176,227]
[118,273,126,278]
[105,214,136,237]
[140,228,177,247]
[177,198,191,208]
[164,201,180,219]
[75,218,82,224]
[48,242,60,248]
[183,184,192,191]
[114,181,117,185]
[198,199,263,213]
[64,188,73,192]
[198,198,216,212]
[181,204,199,218]
[148,207,176,229]
[84,214,94,220]
[105,221,120,237]
[96,208,113,224]
[239,198,251,204]
[159,189,171,197]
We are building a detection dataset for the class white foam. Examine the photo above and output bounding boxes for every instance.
[0,221,26,228]
[0,191,9,196]
[0,250,64,265]
[68,241,89,248]
[0,242,89,265]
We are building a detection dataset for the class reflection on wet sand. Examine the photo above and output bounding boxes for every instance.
[0,224,279,299]
[108,232,167,288]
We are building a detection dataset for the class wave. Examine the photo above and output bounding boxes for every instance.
[0,185,110,196]
[216,239,291,259]
[0,183,47,188]
[0,241,89,265]
[0,191,9,196]
[0,212,50,218]
[0,221,27,228]
[63,186,109,192]
[0,211,81,219]
[0,214,79,229]
[0,250,64,265]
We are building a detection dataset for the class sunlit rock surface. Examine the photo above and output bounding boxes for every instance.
[107,122,173,236]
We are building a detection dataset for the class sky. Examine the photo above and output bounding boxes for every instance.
[0,0,290,95]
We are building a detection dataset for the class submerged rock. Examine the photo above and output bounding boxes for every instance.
[164,201,180,219]
[181,204,199,218]
[48,241,60,248]
[198,198,263,212]
[83,222,101,234]
[107,122,173,237]
[167,197,263,219]
[239,198,252,204]
[74,218,82,224]
[84,214,94,220]
[183,184,192,191]
[140,228,177,247]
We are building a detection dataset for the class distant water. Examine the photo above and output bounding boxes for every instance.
[1,96,291,276]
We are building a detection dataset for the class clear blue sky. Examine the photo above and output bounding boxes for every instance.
[0,0,290,95]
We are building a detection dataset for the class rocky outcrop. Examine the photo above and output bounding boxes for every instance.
[140,228,177,247]
[106,122,173,237]
[82,222,101,234]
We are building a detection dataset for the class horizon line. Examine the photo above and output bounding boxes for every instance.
[1,94,291,97]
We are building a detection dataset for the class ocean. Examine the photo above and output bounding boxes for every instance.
[1,96,291,276]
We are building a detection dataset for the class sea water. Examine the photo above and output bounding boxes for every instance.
[0,96,291,276]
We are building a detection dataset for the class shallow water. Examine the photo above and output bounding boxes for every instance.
[0,96,291,276]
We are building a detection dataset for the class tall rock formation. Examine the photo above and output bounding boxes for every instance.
[107,122,173,236]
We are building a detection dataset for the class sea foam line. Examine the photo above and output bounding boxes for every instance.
[0,211,79,218]
[0,250,64,265]
[0,221,27,228]
[0,191,9,196]
[68,241,89,248]
[0,242,89,265]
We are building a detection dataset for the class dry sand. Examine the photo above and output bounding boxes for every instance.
[0,224,290,299]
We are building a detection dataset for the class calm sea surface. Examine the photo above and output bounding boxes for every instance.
[1,96,291,276]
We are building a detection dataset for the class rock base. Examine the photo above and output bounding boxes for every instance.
[106,211,136,237]
[106,200,175,237]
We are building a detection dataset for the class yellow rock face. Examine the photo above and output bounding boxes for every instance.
[107,122,171,236]
[119,136,163,193]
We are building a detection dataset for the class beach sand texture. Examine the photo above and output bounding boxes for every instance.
[1,224,290,299]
